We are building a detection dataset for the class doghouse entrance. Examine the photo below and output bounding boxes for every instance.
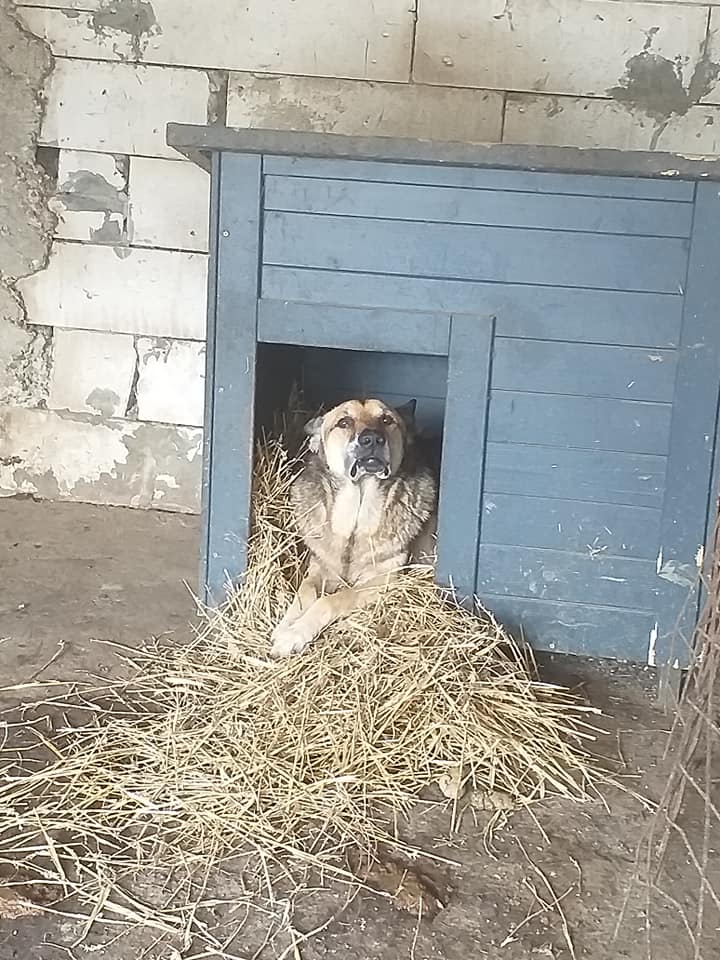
[256,342,447,451]
[200,305,494,613]
[301,347,447,441]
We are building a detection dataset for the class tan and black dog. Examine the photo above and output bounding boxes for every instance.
[269,398,438,658]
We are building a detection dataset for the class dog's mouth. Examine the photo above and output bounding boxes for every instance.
[349,456,391,481]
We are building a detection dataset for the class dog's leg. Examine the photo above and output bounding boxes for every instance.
[270,563,324,656]
[275,563,323,629]
[410,513,437,564]
[269,563,400,658]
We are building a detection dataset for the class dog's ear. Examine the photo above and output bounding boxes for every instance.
[395,399,417,429]
[304,415,323,453]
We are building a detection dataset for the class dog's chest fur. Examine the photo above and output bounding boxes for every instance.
[329,482,384,540]
[291,454,436,586]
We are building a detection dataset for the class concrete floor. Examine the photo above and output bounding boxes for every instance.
[0,497,199,693]
[0,496,714,960]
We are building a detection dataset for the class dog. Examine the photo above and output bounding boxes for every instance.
[269,398,438,658]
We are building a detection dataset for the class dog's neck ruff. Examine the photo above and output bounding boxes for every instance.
[329,476,385,540]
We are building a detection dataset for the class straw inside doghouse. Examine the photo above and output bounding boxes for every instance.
[0,430,602,939]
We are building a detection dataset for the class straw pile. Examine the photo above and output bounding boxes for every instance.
[0,432,602,943]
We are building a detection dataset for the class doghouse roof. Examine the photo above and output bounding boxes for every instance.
[167,122,720,182]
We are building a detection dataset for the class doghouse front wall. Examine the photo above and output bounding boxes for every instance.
[205,149,720,667]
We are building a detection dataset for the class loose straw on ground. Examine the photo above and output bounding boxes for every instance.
[0,432,603,952]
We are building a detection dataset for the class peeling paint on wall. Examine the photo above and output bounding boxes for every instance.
[50,155,129,245]
[90,217,125,245]
[609,30,720,145]
[90,0,161,60]
[85,387,122,418]
[0,406,201,513]
[55,169,127,215]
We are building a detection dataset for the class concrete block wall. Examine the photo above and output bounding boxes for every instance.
[2,0,720,513]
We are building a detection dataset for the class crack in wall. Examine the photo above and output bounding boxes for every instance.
[124,336,140,419]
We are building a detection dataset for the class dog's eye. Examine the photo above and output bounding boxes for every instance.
[336,416,353,429]
[381,414,394,425]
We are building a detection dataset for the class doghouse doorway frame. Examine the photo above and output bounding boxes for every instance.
[206,276,493,603]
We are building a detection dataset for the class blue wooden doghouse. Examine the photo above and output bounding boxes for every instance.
[168,124,720,677]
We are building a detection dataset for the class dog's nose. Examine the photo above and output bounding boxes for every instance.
[358,429,385,449]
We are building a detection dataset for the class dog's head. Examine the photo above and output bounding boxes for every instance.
[305,398,416,483]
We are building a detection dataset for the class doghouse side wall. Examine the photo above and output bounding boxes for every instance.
[237,154,720,665]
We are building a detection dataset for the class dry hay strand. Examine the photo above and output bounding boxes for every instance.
[0,433,603,946]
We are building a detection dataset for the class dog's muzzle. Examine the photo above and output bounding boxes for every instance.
[349,429,391,481]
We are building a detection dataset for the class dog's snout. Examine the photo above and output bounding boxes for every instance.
[358,429,385,449]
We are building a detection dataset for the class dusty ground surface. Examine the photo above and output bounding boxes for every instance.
[0,497,715,960]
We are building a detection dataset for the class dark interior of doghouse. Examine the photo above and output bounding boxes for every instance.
[255,343,447,468]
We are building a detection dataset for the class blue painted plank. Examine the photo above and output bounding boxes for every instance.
[484,443,666,508]
[257,299,450,355]
[263,212,688,294]
[263,156,694,202]
[265,176,693,237]
[479,594,656,661]
[655,182,720,664]
[492,339,677,402]
[436,314,494,598]
[302,349,448,400]
[481,493,661,560]
[199,152,221,599]
[203,153,263,603]
[476,544,661,609]
[262,268,683,348]
[488,392,672,455]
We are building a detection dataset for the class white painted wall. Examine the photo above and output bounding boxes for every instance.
[3,0,720,512]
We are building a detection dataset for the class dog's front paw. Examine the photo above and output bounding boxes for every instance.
[269,622,313,659]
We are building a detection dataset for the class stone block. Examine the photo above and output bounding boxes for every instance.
[19,0,413,81]
[40,58,210,159]
[0,406,201,513]
[49,329,137,418]
[135,338,205,427]
[226,72,504,141]
[17,241,208,339]
[128,157,209,252]
[414,0,708,100]
[503,93,720,156]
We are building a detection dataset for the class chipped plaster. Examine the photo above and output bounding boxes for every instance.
[0,0,56,406]
[609,27,720,144]
[50,156,129,244]
[55,168,127,216]
[90,0,161,60]
[0,406,201,512]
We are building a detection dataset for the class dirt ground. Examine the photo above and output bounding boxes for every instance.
[0,497,715,960]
